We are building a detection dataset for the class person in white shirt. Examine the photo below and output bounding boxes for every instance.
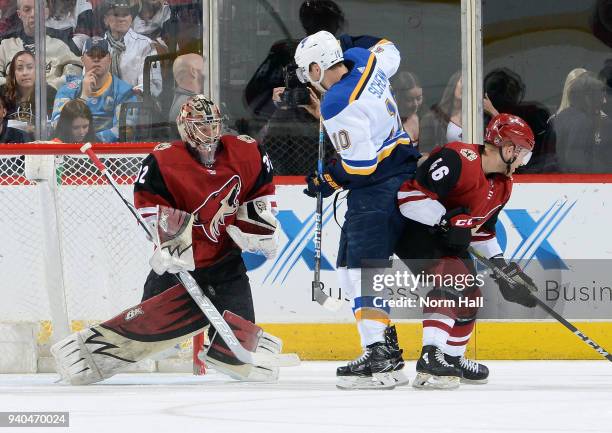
[102,0,162,96]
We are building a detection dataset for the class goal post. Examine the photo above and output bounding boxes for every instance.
[0,142,204,374]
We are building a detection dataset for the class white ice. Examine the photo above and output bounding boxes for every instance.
[1,361,611,433]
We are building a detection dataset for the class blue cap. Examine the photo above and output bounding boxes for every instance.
[82,37,110,56]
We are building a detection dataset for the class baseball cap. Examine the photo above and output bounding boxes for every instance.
[104,0,132,12]
[82,37,110,56]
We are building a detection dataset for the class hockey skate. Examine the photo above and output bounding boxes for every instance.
[413,345,462,390]
[336,326,409,390]
[445,354,489,384]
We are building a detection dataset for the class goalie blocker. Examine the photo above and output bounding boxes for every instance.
[52,281,282,385]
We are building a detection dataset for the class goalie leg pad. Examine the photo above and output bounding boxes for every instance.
[203,311,281,382]
[51,283,207,385]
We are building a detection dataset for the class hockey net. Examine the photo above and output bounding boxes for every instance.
[0,143,203,374]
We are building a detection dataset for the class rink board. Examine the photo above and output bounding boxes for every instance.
[251,176,612,360]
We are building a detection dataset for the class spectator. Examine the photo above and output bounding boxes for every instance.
[46,0,95,52]
[52,98,98,142]
[164,0,202,54]
[0,0,82,89]
[168,52,204,123]
[0,50,56,134]
[419,71,462,152]
[551,71,612,172]
[132,0,170,49]
[0,93,29,142]
[244,0,346,121]
[557,68,587,114]
[51,36,137,142]
[485,67,556,172]
[102,0,162,96]
[393,71,423,150]
[0,0,20,37]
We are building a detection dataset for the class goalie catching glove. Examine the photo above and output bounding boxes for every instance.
[226,199,279,259]
[149,205,196,275]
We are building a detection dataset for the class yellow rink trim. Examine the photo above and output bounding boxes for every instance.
[259,322,612,360]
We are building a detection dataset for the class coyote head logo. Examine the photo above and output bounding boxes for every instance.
[193,175,241,242]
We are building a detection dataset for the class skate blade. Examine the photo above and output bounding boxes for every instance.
[336,373,397,390]
[391,369,410,387]
[460,377,488,385]
[412,372,460,390]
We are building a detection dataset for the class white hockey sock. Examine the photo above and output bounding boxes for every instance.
[422,314,455,349]
[357,319,387,347]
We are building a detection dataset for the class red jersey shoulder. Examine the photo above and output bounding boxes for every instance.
[219,134,263,168]
[150,141,191,166]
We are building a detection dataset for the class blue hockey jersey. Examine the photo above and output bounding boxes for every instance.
[51,74,137,142]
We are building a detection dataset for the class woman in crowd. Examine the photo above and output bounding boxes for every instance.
[132,0,171,49]
[556,68,587,114]
[52,98,99,143]
[419,71,461,152]
[552,71,612,172]
[47,0,96,52]
[0,94,30,143]
[0,50,56,134]
[393,71,423,150]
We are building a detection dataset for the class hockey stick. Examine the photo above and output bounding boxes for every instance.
[312,117,343,312]
[469,247,612,362]
[80,143,300,368]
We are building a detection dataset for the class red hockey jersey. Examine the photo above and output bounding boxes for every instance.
[398,142,512,257]
[134,135,275,267]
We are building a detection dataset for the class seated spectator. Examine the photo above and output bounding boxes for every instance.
[392,71,423,150]
[419,71,462,152]
[0,0,82,89]
[132,0,170,49]
[52,98,98,142]
[102,0,162,96]
[0,93,30,142]
[485,67,556,173]
[550,71,612,173]
[557,68,586,114]
[165,0,202,53]
[0,50,56,134]
[46,0,95,52]
[51,36,137,142]
[0,0,20,38]
[168,52,204,123]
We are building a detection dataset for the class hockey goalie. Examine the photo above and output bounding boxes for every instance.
[51,95,284,385]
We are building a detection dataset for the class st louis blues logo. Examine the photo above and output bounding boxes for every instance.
[193,175,242,243]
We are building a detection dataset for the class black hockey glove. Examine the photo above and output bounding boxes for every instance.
[490,255,537,308]
[434,207,474,251]
[304,171,341,198]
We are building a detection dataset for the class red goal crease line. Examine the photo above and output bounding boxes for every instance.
[1,142,612,184]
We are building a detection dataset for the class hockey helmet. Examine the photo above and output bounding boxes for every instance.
[294,30,343,87]
[485,113,535,166]
[176,95,222,167]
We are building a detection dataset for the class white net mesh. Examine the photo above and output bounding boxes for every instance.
[0,148,152,361]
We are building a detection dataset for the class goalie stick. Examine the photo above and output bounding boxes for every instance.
[80,143,300,368]
[312,117,344,312]
[469,247,612,362]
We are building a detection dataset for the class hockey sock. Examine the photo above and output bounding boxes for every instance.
[444,320,475,357]
[422,314,455,348]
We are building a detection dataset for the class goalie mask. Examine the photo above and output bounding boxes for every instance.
[177,95,222,167]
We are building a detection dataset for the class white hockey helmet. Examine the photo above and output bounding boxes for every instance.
[176,95,222,167]
[294,30,343,86]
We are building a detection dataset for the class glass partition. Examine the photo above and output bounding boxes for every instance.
[7,0,205,144]
[217,0,461,174]
[483,0,612,173]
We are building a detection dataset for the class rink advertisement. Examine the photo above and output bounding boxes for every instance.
[248,179,612,359]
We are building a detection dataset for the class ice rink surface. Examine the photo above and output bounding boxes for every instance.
[1,361,611,433]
